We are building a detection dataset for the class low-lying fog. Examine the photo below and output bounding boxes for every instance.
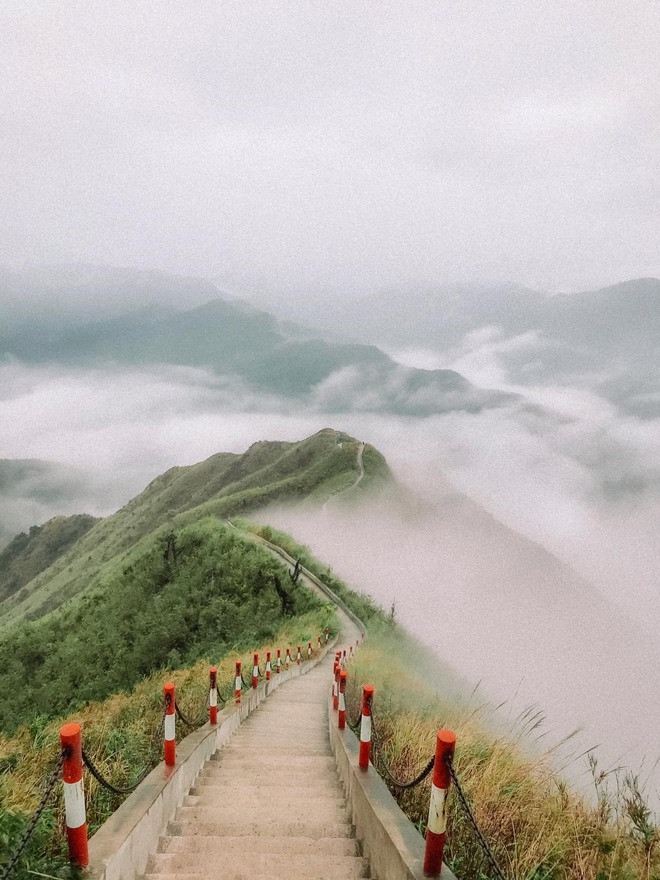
[1,358,659,802]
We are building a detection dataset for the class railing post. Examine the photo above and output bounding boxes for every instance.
[349,645,353,660]
[164,682,176,766]
[234,661,242,704]
[266,651,272,681]
[252,653,259,688]
[359,684,374,770]
[423,730,456,877]
[333,661,341,711]
[285,647,292,669]
[296,645,302,666]
[325,626,329,643]
[338,670,347,730]
[60,722,89,867]
[276,648,282,673]
[209,667,218,725]
[317,635,322,651]
[307,641,312,660]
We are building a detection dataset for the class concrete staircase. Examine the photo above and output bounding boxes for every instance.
[143,655,371,880]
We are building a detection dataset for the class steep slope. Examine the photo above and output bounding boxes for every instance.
[0,514,97,601]
[0,429,390,628]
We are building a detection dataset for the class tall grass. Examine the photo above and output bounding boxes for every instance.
[345,620,658,880]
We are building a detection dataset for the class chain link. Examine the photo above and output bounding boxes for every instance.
[365,711,435,790]
[446,754,509,880]
[82,748,151,796]
[175,701,207,729]
[0,751,65,880]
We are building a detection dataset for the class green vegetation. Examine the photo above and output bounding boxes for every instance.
[0,519,329,734]
[0,429,388,628]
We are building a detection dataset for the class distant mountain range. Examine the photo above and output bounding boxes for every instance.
[0,269,514,417]
[252,277,660,418]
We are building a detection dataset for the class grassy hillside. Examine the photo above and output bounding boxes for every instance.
[0,518,330,733]
[0,515,97,602]
[0,429,390,628]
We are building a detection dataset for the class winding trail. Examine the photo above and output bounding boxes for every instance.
[322,441,366,513]
[142,563,368,880]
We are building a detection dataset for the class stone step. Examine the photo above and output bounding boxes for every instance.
[188,782,343,801]
[194,769,340,787]
[209,753,336,771]
[158,834,359,856]
[145,874,373,880]
[216,743,330,757]
[146,851,369,878]
[167,819,354,839]
[175,802,348,824]
[181,792,346,810]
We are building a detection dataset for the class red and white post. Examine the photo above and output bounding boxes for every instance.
[60,722,89,868]
[252,653,259,689]
[349,645,353,660]
[307,641,312,660]
[296,645,302,666]
[342,649,347,668]
[423,730,456,877]
[234,661,242,704]
[209,667,218,725]
[276,648,282,673]
[317,635,322,650]
[358,684,374,770]
[325,626,329,643]
[164,682,176,767]
[332,662,339,710]
[285,647,292,669]
[266,651,272,681]
[338,670,347,730]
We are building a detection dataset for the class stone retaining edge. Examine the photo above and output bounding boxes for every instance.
[329,706,458,880]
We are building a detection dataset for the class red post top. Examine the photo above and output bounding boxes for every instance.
[297,644,301,653]
[253,652,258,665]
[362,684,375,715]
[432,729,456,789]
[277,648,281,657]
[209,667,217,686]
[60,722,83,783]
[339,670,347,692]
[334,663,340,680]
[164,682,175,715]
[235,660,241,674]
[266,651,271,661]
[308,641,312,649]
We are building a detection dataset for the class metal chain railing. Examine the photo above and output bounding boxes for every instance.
[365,710,436,791]
[0,751,65,880]
[446,754,509,880]
[82,748,152,796]
[175,701,207,729]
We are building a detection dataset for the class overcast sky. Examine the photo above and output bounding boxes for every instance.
[1,0,659,295]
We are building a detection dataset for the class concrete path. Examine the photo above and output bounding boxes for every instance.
[144,626,368,879]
